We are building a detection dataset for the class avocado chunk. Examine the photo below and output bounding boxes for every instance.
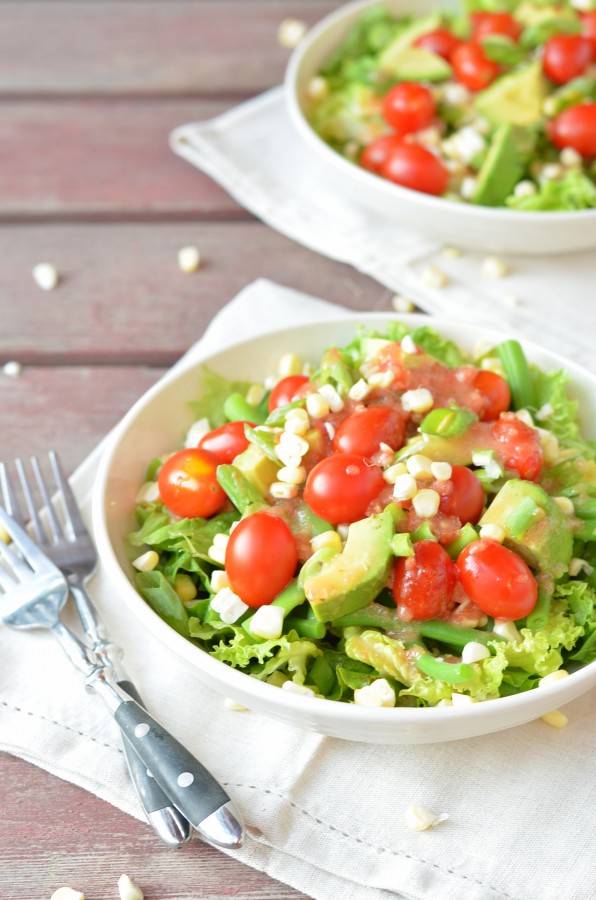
[473,124,535,208]
[515,2,575,28]
[378,14,452,81]
[233,443,279,497]
[303,508,394,622]
[480,479,573,578]
[474,62,547,126]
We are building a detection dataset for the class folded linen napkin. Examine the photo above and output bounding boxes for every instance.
[171,87,596,375]
[2,279,596,900]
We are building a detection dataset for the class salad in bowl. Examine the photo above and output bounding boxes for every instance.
[304,0,596,210]
[122,320,596,716]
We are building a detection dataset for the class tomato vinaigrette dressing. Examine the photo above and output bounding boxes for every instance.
[129,325,596,706]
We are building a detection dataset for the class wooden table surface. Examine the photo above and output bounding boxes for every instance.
[0,3,396,899]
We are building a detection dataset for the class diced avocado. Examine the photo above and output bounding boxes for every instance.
[380,46,452,82]
[480,479,573,578]
[233,443,279,497]
[303,508,394,622]
[515,3,575,28]
[474,62,548,126]
[378,14,452,81]
[473,124,535,208]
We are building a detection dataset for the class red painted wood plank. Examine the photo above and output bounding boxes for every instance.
[0,222,392,365]
[0,98,246,218]
[0,1,337,97]
[0,754,307,899]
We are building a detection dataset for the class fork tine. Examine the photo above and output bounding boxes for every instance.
[0,505,51,573]
[49,450,88,539]
[0,462,27,528]
[15,458,46,545]
[30,455,65,545]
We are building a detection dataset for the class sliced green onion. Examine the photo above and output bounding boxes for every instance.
[244,425,279,462]
[390,532,415,558]
[496,339,536,411]
[505,495,540,539]
[420,406,477,437]
[445,524,479,560]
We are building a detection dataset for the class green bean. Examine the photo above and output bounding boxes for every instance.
[496,339,536,410]
[216,464,267,514]
[308,657,336,695]
[284,616,327,640]
[416,654,475,684]
[223,392,266,424]
[419,619,504,648]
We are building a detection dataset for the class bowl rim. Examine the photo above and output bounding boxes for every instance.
[284,0,596,224]
[92,311,596,730]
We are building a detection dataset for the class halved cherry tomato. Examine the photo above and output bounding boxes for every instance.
[268,375,310,412]
[333,406,406,457]
[382,82,436,134]
[451,42,500,91]
[381,144,449,196]
[225,512,298,607]
[457,539,537,619]
[492,413,543,481]
[392,540,458,621]
[360,134,404,174]
[414,28,460,60]
[473,370,511,421]
[580,11,596,56]
[550,102,596,158]
[158,448,226,519]
[303,454,385,524]
[439,465,485,525]
[198,420,254,464]
[471,12,521,42]
[542,34,592,85]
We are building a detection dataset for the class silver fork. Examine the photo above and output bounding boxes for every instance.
[0,452,191,846]
[0,480,244,851]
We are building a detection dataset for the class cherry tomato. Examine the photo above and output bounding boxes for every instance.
[392,540,458,621]
[381,144,449,196]
[471,12,521,42]
[473,370,511,421]
[198,420,254,464]
[268,375,310,412]
[360,134,405,174]
[580,11,596,56]
[451,42,500,91]
[333,406,406,457]
[457,539,537,619]
[225,512,298,607]
[303,454,385,524]
[550,102,596,158]
[158,448,226,519]
[542,34,592,85]
[382,82,436,134]
[439,465,485,525]
[414,28,460,60]
[492,413,543,481]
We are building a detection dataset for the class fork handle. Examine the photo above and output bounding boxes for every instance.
[89,672,244,850]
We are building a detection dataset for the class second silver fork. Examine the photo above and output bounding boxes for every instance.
[0,453,192,847]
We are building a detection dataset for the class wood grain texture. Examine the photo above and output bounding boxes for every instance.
[0,99,244,219]
[0,222,392,364]
[0,1,337,97]
[0,754,307,900]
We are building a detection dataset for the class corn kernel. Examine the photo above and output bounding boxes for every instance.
[383,462,408,484]
[406,454,434,477]
[278,352,303,377]
[277,465,306,485]
[33,262,59,290]
[132,550,159,572]
[401,335,417,355]
[246,384,266,407]
[493,619,522,642]
[50,889,85,900]
[224,697,248,711]
[281,681,316,697]
[3,360,22,378]
[118,874,144,900]
[348,378,371,401]
[278,431,309,457]
[211,587,248,624]
[306,392,330,419]
[174,573,197,603]
[208,544,226,565]
[317,383,344,412]
[306,76,329,101]
[212,532,230,550]
[391,295,415,313]
[354,678,396,707]
[250,605,284,640]
[554,496,574,515]
[184,417,211,448]
[481,256,509,279]
[393,474,418,501]
[412,489,441,518]
[177,246,201,273]
[367,371,393,388]
[277,18,307,48]
[310,530,342,552]
[441,245,462,259]
[401,388,434,413]
[539,670,569,688]
[421,265,448,289]
[430,461,452,482]
[541,710,568,728]
[461,642,491,664]
[560,146,582,167]
[404,804,448,832]
[284,407,310,435]
[479,524,506,543]
[269,482,299,500]
[210,569,230,592]
[135,481,160,504]
[451,692,476,706]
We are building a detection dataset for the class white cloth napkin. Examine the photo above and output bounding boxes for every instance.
[3,278,596,900]
[171,87,596,374]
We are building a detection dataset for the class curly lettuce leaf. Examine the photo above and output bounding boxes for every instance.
[338,322,464,370]
[190,366,252,428]
[506,171,596,212]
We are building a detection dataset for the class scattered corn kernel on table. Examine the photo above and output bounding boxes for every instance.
[0,2,397,898]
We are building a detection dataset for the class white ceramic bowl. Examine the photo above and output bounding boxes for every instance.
[93,314,596,744]
[284,0,596,255]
